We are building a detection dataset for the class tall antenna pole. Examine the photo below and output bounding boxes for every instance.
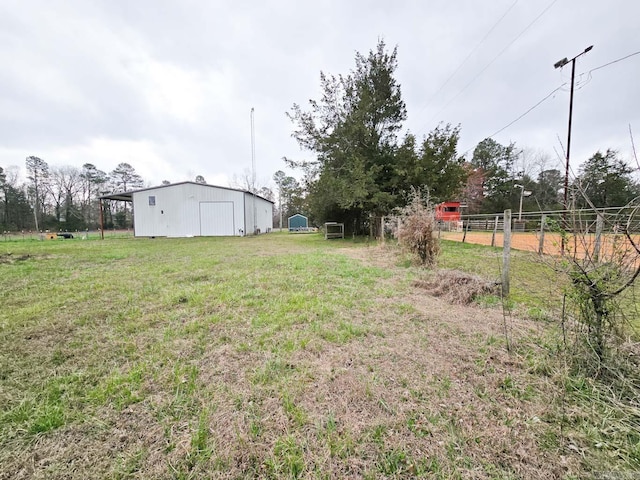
[251,107,257,235]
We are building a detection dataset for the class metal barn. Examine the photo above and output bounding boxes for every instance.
[100,182,273,237]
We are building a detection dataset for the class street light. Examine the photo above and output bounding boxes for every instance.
[554,45,593,212]
[514,184,532,222]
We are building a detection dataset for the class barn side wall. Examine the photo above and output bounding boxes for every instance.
[243,193,273,235]
[132,184,245,237]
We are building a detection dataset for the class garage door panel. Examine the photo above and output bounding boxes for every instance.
[199,202,235,236]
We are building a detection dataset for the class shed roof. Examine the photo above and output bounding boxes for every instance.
[99,181,275,203]
[287,213,308,220]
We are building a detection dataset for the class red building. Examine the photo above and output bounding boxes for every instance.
[435,202,461,222]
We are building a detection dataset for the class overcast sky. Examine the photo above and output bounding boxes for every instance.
[1,0,639,191]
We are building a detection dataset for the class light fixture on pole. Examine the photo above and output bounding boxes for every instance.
[514,184,532,222]
[554,45,593,212]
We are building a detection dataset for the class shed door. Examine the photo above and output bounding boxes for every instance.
[199,202,235,236]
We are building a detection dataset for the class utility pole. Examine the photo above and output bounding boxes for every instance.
[554,45,593,253]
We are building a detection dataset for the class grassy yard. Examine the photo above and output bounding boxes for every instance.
[0,233,637,478]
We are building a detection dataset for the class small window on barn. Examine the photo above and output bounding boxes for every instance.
[148,195,156,206]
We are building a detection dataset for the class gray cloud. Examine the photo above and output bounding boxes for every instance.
[1,0,639,188]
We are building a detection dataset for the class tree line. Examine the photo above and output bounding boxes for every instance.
[0,159,146,232]
[0,156,282,233]
[285,40,639,232]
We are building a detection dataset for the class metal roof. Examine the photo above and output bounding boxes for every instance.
[99,181,275,203]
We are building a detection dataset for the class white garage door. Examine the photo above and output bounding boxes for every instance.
[199,202,235,236]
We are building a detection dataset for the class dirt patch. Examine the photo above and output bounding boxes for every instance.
[0,253,32,264]
[414,269,500,305]
[338,243,405,269]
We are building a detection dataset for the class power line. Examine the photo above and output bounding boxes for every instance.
[489,84,566,138]
[588,50,640,73]
[420,0,559,132]
[459,84,565,157]
[414,0,519,118]
[459,50,640,158]
[571,50,640,91]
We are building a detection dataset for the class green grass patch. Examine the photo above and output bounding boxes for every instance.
[0,233,637,477]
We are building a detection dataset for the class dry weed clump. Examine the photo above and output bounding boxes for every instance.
[395,191,439,266]
[414,269,500,305]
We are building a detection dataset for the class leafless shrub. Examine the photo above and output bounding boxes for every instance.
[394,188,439,266]
[549,194,640,371]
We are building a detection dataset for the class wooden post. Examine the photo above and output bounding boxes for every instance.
[99,199,105,240]
[502,210,512,297]
[462,218,469,243]
[380,216,385,243]
[491,215,499,247]
[538,214,546,255]
[594,213,603,263]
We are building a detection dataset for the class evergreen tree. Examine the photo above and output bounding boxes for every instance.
[109,163,144,192]
[576,150,639,207]
[289,42,469,232]
[109,163,144,229]
[288,40,406,231]
[471,138,519,213]
[535,169,563,210]
[398,124,467,203]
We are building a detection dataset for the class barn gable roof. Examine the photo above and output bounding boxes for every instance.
[99,181,275,204]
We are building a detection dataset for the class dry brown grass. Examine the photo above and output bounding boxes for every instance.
[413,269,501,305]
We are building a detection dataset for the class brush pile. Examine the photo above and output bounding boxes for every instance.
[414,269,500,305]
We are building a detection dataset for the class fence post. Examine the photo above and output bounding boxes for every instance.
[491,215,499,247]
[538,214,546,255]
[594,213,603,263]
[502,210,511,297]
[462,218,469,243]
[369,214,374,240]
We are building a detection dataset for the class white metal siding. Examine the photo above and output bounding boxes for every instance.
[199,202,234,236]
[133,184,246,237]
[243,192,274,234]
[257,197,273,232]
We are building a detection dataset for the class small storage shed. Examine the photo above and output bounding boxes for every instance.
[288,214,309,232]
[100,182,274,238]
